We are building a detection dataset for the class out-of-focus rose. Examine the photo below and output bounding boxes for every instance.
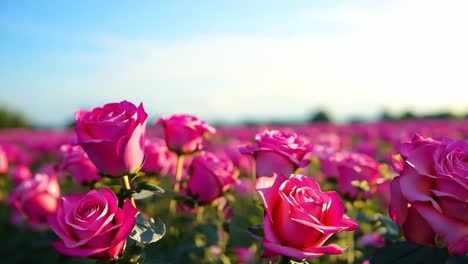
[256,173,358,259]
[232,247,255,263]
[74,100,147,176]
[319,151,382,199]
[186,151,238,204]
[156,114,215,155]
[48,188,138,259]
[390,135,468,255]
[0,145,8,174]
[357,232,385,248]
[232,178,255,197]
[240,130,312,177]
[59,144,101,184]
[7,172,60,228]
[10,164,32,185]
[209,139,255,177]
[141,139,177,176]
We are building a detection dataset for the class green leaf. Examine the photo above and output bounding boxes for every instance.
[132,182,166,200]
[130,213,166,244]
[247,223,264,240]
[371,241,449,264]
[375,214,400,237]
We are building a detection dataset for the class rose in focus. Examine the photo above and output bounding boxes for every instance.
[390,135,468,255]
[48,187,138,259]
[241,130,312,177]
[74,100,147,176]
[156,114,215,155]
[256,173,358,259]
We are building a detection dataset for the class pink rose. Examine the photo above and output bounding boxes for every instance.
[0,145,8,174]
[10,164,32,185]
[59,144,101,184]
[240,130,312,177]
[48,188,138,259]
[319,151,382,199]
[74,101,148,176]
[256,173,358,259]
[141,139,178,176]
[186,151,238,204]
[232,247,255,263]
[156,114,216,154]
[7,172,60,229]
[357,232,385,248]
[390,135,468,255]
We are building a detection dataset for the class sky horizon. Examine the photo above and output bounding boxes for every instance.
[1,0,467,127]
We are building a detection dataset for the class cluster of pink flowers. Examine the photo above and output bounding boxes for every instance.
[0,100,467,262]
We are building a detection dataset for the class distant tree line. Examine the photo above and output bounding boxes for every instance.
[0,106,30,128]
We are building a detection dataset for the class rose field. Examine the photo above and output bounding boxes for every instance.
[0,101,467,264]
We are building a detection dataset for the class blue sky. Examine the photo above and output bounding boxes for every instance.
[1,0,467,126]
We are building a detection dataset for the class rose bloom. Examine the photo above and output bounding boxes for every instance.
[156,114,216,155]
[48,187,138,259]
[10,164,32,185]
[256,173,358,259]
[186,151,238,205]
[0,145,8,174]
[390,135,468,255]
[140,139,178,176]
[240,130,312,178]
[60,144,101,184]
[7,172,60,229]
[74,100,148,176]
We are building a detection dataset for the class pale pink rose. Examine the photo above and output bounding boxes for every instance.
[390,135,468,255]
[74,101,147,176]
[240,130,312,177]
[10,164,32,185]
[7,172,60,229]
[141,139,177,176]
[0,145,8,174]
[59,144,101,184]
[256,173,358,259]
[48,188,138,259]
[156,114,215,154]
[186,151,238,204]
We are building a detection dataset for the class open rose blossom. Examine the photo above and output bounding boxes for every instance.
[390,135,468,255]
[186,151,238,204]
[74,101,148,176]
[7,172,60,228]
[240,130,312,177]
[59,144,101,184]
[256,173,358,259]
[48,187,138,259]
[156,114,216,154]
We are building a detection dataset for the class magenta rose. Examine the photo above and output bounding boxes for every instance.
[186,151,238,204]
[74,101,148,176]
[240,130,312,178]
[141,139,178,176]
[48,187,138,259]
[60,144,101,184]
[7,172,60,229]
[10,164,32,185]
[256,173,358,259]
[156,114,216,155]
[390,135,468,255]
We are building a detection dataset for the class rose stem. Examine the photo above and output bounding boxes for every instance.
[346,201,357,264]
[169,154,184,216]
[122,175,136,207]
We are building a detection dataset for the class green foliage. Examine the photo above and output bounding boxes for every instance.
[0,106,30,128]
[371,241,468,264]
